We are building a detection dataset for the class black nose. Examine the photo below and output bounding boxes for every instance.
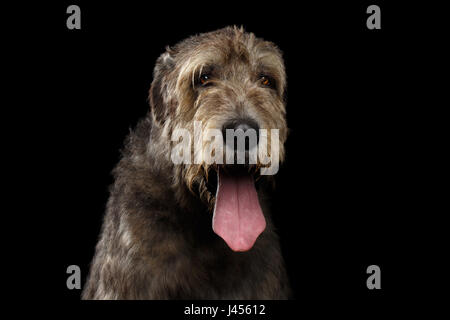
[222,119,260,151]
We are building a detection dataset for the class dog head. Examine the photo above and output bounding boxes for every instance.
[149,26,288,251]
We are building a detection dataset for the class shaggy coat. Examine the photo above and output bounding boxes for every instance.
[82,27,291,300]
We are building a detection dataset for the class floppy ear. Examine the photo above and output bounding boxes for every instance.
[149,50,175,125]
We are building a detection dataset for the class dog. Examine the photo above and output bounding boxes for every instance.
[82,26,291,299]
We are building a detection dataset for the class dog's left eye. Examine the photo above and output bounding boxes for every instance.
[259,75,274,88]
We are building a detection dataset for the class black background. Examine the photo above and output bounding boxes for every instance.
[18,0,446,314]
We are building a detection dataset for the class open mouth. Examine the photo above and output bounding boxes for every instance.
[206,165,266,252]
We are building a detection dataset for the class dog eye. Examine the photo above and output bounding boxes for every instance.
[259,75,274,88]
[199,74,210,85]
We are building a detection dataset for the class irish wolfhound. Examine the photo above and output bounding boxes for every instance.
[82,26,291,299]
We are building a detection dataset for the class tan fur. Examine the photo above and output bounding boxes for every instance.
[155,26,287,205]
[82,26,291,300]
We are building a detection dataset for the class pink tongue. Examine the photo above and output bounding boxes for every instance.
[212,169,266,252]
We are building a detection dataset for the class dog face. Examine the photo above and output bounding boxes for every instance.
[149,26,288,251]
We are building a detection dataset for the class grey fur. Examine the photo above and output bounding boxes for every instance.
[82,27,291,300]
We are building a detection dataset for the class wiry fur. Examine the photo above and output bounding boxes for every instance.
[82,26,291,300]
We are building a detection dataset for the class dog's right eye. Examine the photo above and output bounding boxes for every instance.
[199,74,210,85]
